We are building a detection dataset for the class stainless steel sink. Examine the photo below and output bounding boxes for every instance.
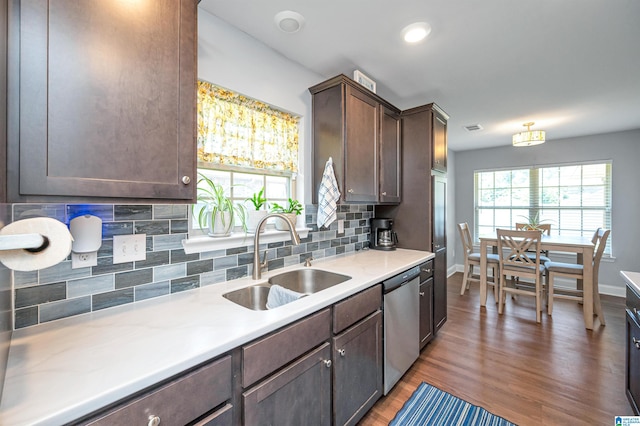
[222,284,271,311]
[222,269,351,311]
[268,269,351,294]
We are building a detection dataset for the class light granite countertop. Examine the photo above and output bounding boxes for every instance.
[621,270,640,296]
[0,248,433,426]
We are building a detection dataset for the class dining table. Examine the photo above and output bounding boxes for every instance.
[479,233,599,329]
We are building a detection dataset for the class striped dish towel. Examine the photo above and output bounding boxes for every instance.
[317,157,340,229]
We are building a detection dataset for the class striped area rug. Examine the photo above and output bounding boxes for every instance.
[390,383,517,426]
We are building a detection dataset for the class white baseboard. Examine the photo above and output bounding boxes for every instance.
[449,263,625,298]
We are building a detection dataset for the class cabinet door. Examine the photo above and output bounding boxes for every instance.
[432,174,446,252]
[420,278,434,348]
[627,311,640,415]
[7,0,196,202]
[379,106,401,204]
[433,249,447,333]
[432,110,447,172]
[333,311,383,426]
[243,343,332,426]
[344,85,378,203]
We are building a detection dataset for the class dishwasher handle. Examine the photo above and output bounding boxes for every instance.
[382,266,421,293]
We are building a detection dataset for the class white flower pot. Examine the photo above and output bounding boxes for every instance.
[274,213,298,231]
[247,210,268,234]
[208,210,233,237]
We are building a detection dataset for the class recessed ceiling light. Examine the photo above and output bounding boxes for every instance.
[274,10,305,33]
[402,22,431,43]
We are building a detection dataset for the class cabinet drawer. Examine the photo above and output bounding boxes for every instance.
[333,285,382,334]
[243,308,331,387]
[419,259,434,282]
[85,355,232,425]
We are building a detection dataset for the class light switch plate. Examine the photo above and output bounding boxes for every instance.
[337,220,344,234]
[113,234,147,264]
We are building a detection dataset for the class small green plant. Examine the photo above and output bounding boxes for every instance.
[270,198,303,215]
[245,187,267,211]
[195,173,247,234]
[518,212,550,231]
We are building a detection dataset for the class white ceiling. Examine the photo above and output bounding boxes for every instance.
[198,0,640,151]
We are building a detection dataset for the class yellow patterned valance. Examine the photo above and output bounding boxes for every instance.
[197,80,299,173]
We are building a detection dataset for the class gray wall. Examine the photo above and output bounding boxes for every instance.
[452,129,640,295]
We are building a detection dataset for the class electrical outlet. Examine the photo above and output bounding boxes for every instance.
[113,234,147,264]
[71,251,98,269]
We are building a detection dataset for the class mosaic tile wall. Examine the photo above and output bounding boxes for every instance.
[11,203,373,329]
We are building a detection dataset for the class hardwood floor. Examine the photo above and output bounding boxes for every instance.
[359,272,634,425]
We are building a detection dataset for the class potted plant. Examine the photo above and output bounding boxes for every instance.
[245,187,268,234]
[196,173,246,237]
[270,198,303,231]
[517,212,550,231]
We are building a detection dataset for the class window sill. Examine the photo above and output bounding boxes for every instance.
[182,227,311,254]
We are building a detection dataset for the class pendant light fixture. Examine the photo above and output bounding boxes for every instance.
[512,122,546,147]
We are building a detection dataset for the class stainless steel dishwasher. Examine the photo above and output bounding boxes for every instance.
[383,265,421,395]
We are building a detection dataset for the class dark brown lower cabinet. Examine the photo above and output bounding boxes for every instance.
[333,311,383,426]
[81,355,233,426]
[627,283,640,415]
[420,277,434,349]
[243,343,332,426]
[433,248,447,333]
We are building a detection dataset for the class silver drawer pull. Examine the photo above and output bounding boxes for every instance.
[324,359,332,368]
[181,176,191,185]
[337,349,346,357]
[421,268,432,273]
[381,191,387,196]
[148,415,161,426]
[419,292,425,297]
[348,189,354,193]
[634,337,640,350]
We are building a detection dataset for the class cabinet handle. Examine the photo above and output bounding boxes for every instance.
[434,244,441,249]
[421,268,432,273]
[381,191,387,196]
[419,292,425,297]
[348,189,354,194]
[148,415,161,426]
[337,349,346,357]
[323,359,332,368]
[181,176,191,185]
[634,337,640,350]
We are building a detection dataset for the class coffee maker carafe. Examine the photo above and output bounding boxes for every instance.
[370,218,398,250]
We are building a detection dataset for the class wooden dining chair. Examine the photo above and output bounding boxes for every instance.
[515,223,552,262]
[545,228,610,324]
[457,222,499,298]
[497,229,546,323]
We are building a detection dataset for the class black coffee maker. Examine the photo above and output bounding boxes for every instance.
[370,218,398,250]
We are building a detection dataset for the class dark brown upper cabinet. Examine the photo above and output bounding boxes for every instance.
[310,75,401,205]
[5,0,197,203]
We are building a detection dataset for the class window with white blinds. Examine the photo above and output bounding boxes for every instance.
[474,162,612,253]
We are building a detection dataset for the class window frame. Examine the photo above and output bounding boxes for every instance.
[473,160,612,255]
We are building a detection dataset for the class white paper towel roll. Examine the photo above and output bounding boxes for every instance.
[0,218,73,271]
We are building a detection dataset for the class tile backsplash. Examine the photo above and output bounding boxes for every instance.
[11,203,372,329]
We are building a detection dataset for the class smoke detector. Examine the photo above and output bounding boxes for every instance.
[274,11,305,33]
